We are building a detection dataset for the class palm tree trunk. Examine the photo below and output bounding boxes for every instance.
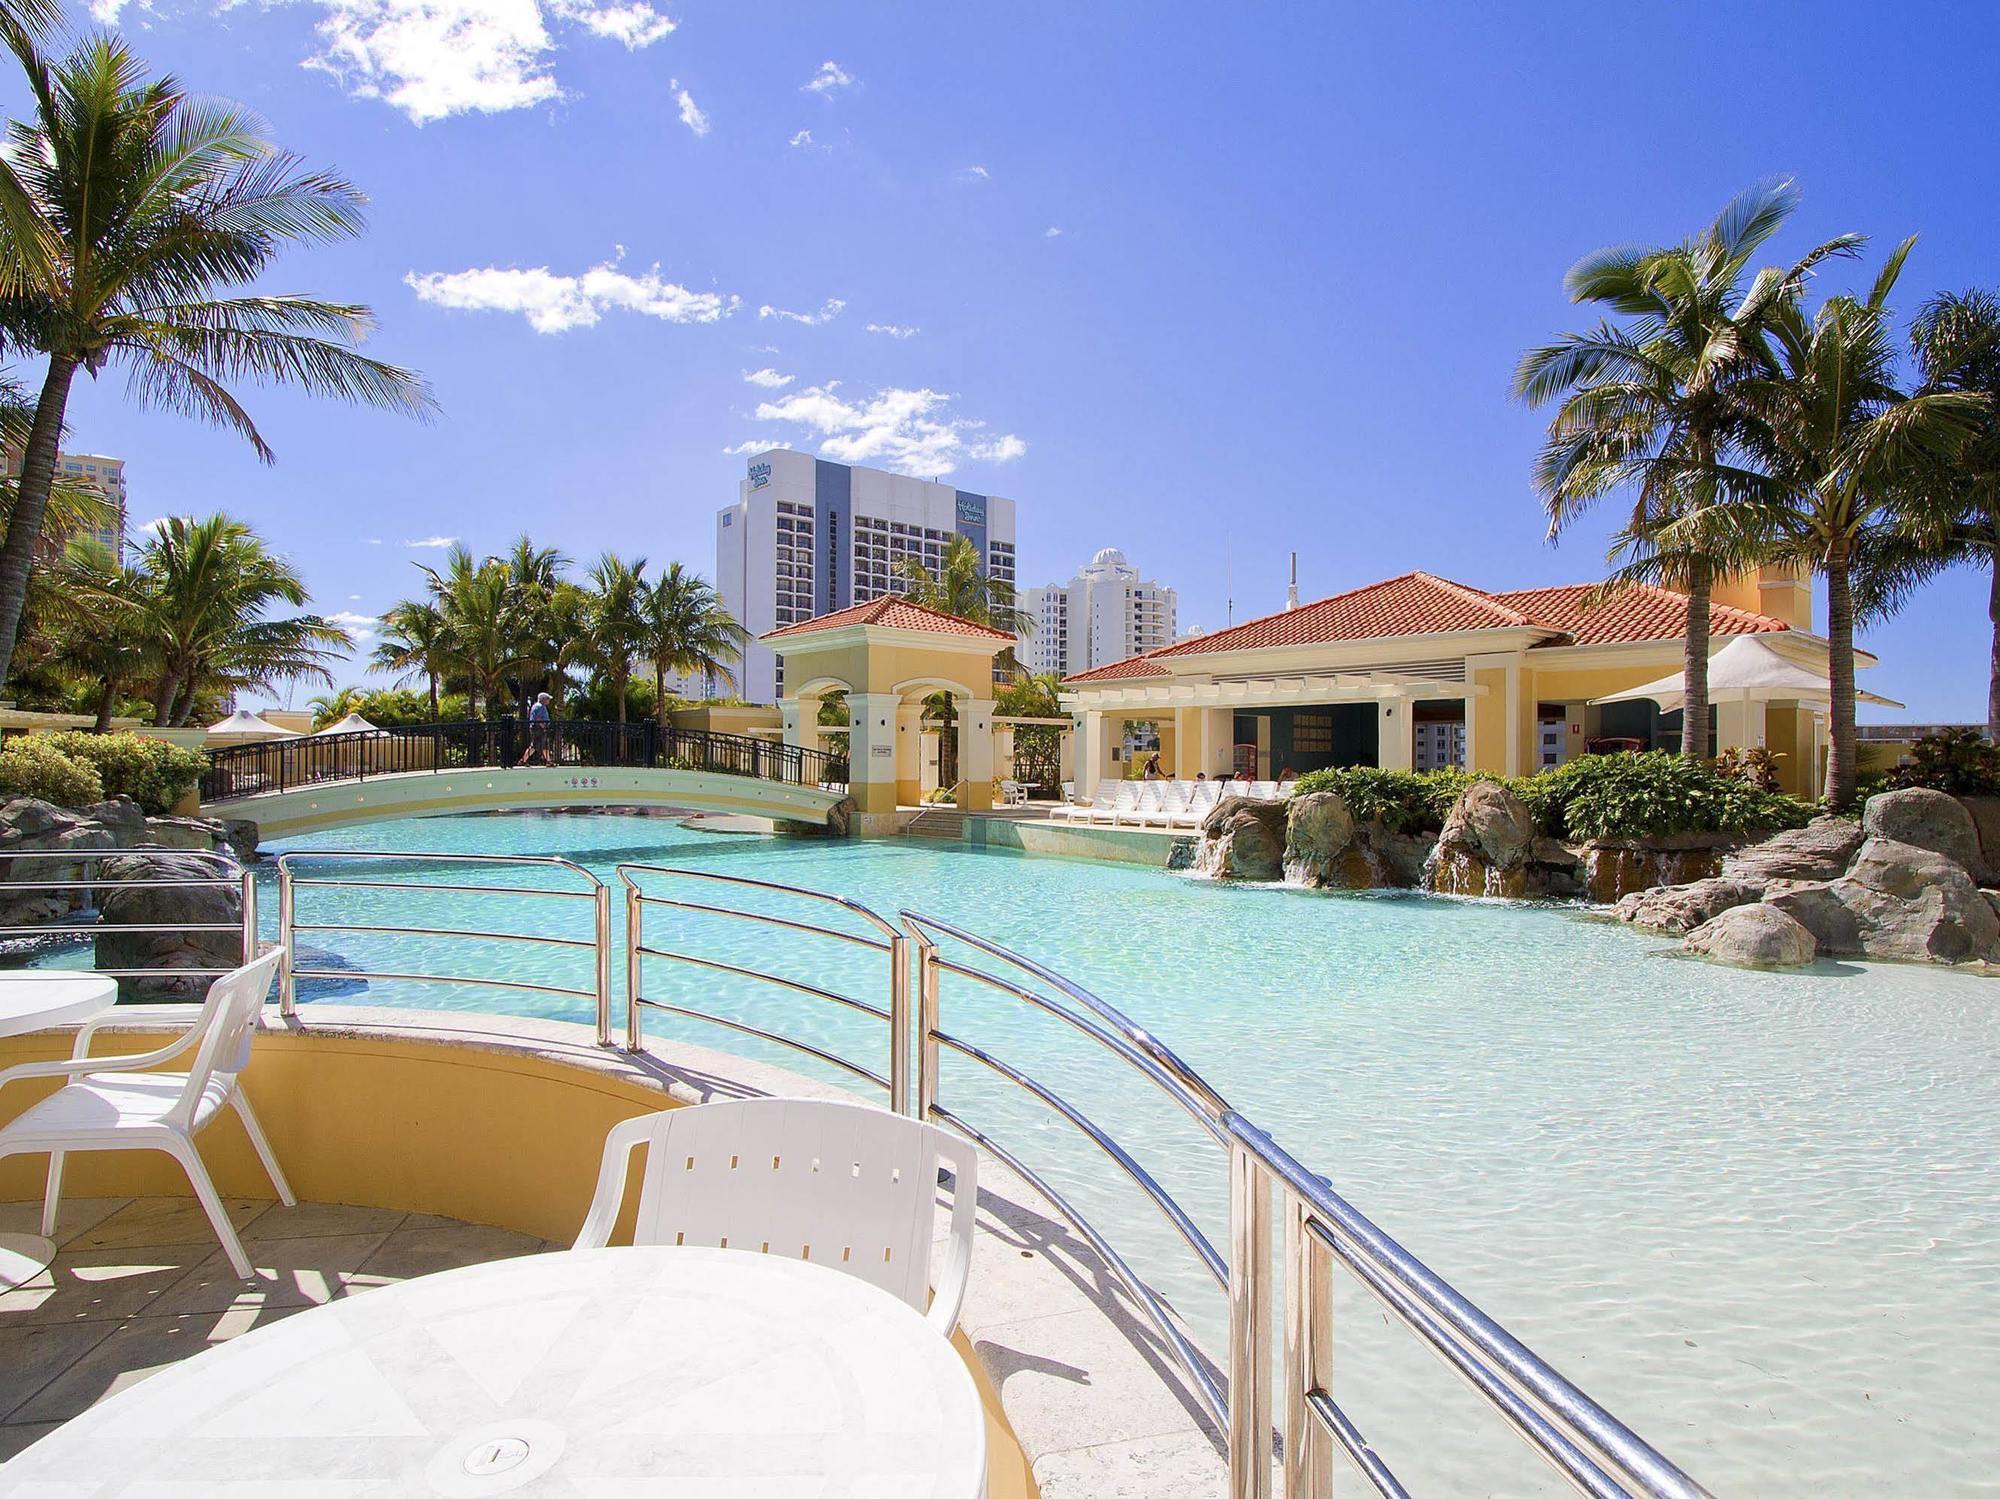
[0,357,80,688]
[654,663,667,727]
[1826,538,1859,811]
[1679,559,1712,761]
[1988,550,2000,744]
[428,670,439,721]
[94,674,118,732]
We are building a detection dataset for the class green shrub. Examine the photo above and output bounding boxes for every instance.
[1521,751,1811,841]
[44,732,204,814]
[1289,766,1477,834]
[0,735,105,807]
[1890,728,2000,796]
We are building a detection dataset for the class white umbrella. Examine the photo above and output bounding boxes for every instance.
[1590,634,1903,710]
[204,708,302,743]
[313,711,389,737]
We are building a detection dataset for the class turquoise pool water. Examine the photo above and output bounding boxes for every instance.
[259,811,1998,1495]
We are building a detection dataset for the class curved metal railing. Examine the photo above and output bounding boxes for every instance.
[0,847,257,982]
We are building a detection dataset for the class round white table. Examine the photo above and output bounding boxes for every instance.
[0,1246,989,1497]
[0,973,118,1291]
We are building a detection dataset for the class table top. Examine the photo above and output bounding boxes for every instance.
[1,1245,988,1498]
[0,974,117,1038]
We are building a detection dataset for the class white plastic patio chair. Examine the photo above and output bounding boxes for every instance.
[574,1097,979,1336]
[0,950,293,1280]
[999,779,1029,806]
[1089,782,1140,825]
[1115,781,1164,827]
[1138,782,1188,829]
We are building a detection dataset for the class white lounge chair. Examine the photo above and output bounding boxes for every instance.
[1051,779,1116,823]
[573,1097,979,1337]
[1170,781,1221,828]
[1112,782,1160,827]
[0,950,294,1280]
[1087,782,1141,825]
[1138,782,1189,829]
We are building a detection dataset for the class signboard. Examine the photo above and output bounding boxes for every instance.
[955,492,986,526]
[748,462,772,490]
[871,744,893,758]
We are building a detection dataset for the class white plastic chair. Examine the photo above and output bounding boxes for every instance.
[574,1097,978,1336]
[0,950,293,1280]
[999,779,1029,806]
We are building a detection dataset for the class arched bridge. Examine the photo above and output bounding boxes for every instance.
[200,720,852,841]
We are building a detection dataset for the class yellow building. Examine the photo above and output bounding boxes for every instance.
[1059,567,1875,799]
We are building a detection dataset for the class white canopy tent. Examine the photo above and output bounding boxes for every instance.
[204,709,301,744]
[1590,635,1903,711]
[313,712,389,737]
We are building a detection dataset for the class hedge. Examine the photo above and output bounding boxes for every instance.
[1291,753,1811,843]
[0,735,105,807]
[43,732,205,814]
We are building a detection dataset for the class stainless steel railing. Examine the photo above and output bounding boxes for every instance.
[0,847,258,980]
[274,851,614,1040]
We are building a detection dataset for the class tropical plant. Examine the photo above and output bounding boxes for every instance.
[1716,241,1984,809]
[640,562,744,724]
[306,685,368,728]
[37,539,152,728]
[43,730,202,812]
[581,552,649,723]
[1890,727,2000,796]
[136,514,350,725]
[1908,288,2000,739]
[419,545,524,718]
[1713,744,1784,793]
[1289,766,1476,834]
[0,31,433,690]
[1515,179,1860,761]
[894,534,1033,635]
[1516,751,1810,840]
[497,535,570,712]
[369,600,450,720]
[0,732,102,805]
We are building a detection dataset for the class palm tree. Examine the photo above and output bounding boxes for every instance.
[1514,180,1860,759]
[370,600,450,719]
[421,546,523,719]
[136,514,350,725]
[306,685,368,728]
[0,31,433,689]
[1717,242,1985,809]
[1908,288,2000,739]
[641,562,745,722]
[496,535,569,711]
[894,534,1033,635]
[582,553,649,723]
[43,538,152,729]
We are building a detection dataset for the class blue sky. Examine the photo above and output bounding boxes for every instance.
[18,1,2000,718]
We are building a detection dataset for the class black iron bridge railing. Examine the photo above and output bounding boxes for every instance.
[199,719,851,803]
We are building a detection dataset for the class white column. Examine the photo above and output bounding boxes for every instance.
[779,701,821,753]
[1715,698,1766,753]
[959,698,996,810]
[846,692,900,814]
[1377,697,1414,771]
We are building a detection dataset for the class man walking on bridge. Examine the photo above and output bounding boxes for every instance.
[518,692,556,767]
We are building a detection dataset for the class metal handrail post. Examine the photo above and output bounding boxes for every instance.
[239,868,259,966]
[593,884,614,1047]
[276,864,297,1016]
[1284,1191,1333,1497]
[624,882,644,1051]
[1228,1138,1273,1499]
[915,938,940,1123]
[888,932,912,1116]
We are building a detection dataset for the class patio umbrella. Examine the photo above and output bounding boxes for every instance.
[1590,635,1904,710]
[203,708,302,743]
[313,711,389,737]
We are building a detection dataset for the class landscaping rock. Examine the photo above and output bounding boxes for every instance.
[1282,792,1357,884]
[142,814,237,852]
[1684,904,1818,967]
[1195,797,1287,881]
[1763,883,1866,955]
[1722,816,1865,889]
[1862,788,1981,875]
[80,797,147,844]
[95,851,247,1002]
[1367,827,1436,888]
[1959,795,2000,884]
[1427,781,1583,899]
[1438,781,1536,869]
[1615,878,1759,935]
[0,796,115,936]
[1765,837,1999,965]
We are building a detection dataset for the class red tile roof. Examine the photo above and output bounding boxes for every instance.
[1060,573,1790,685]
[1494,583,1789,645]
[762,595,1017,643]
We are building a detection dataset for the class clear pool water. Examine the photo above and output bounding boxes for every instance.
[256,811,1998,1496]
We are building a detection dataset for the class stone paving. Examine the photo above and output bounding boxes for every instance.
[0,1196,551,1462]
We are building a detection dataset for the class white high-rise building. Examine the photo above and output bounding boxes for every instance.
[1019,548,1177,679]
[716,449,1018,702]
[1,450,127,556]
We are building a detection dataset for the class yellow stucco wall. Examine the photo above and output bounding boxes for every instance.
[1469,667,1510,774]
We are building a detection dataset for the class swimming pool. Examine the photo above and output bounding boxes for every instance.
[260,811,1997,1496]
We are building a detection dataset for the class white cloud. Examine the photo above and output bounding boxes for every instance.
[362,538,384,545]
[302,0,677,125]
[721,439,792,455]
[788,128,814,148]
[802,60,853,96]
[1044,225,1064,238]
[743,367,794,388]
[752,382,1026,480]
[406,252,738,333]
[403,535,459,548]
[672,78,709,136]
[328,609,380,642]
[349,593,364,600]
[757,298,845,327]
[135,515,173,535]
[959,164,990,182]
[865,322,919,339]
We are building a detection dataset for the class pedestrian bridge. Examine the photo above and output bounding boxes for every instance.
[199,721,851,841]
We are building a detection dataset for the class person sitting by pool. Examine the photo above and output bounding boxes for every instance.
[1277,766,1298,785]
[1142,753,1165,780]
[1194,771,1208,781]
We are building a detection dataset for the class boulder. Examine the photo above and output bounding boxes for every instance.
[1615,878,1759,935]
[141,814,234,852]
[0,796,115,935]
[1722,816,1864,889]
[1959,795,2000,885]
[1766,837,1999,965]
[1282,792,1356,883]
[94,850,247,1002]
[1195,797,1287,882]
[1684,904,1818,968]
[1862,789,1981,875]
[1437,781,1536,870]
[80,797,147,844]
[1367,827,1436,889]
